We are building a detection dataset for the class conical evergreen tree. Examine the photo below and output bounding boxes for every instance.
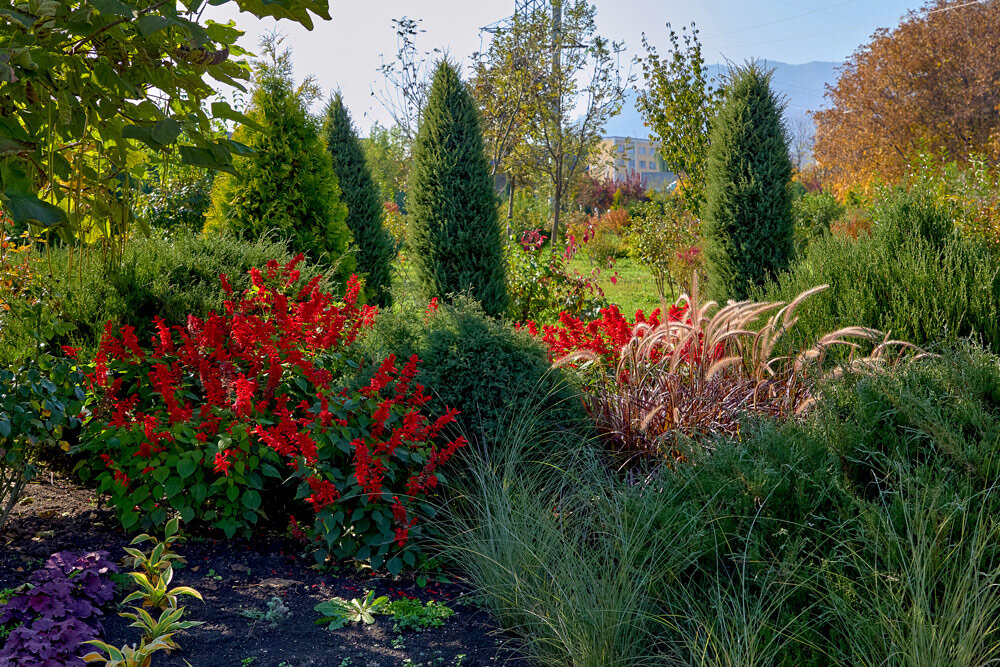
[207,46,355,283]
[407,60,508,317]
[322,93,395,307]
[702,62,793,302]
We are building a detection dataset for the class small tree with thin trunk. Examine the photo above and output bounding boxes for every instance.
[703,62,793,302]
[407,60,508,317]
[323,93,395,307]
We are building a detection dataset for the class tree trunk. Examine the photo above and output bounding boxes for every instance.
[551,179,562,244]
[506,173,516,236]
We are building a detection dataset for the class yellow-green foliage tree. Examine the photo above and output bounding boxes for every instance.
[0,0,329,250]
[813,0,1000,198]
[208,43,354,280]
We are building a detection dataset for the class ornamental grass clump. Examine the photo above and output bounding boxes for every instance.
[552,277,919,461]
[77,256,465,574]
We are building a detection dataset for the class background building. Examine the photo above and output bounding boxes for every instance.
[591,135,676,190]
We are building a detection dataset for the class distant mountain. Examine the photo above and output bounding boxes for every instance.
[605,61,841,139]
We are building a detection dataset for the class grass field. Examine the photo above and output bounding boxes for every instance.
[392,253,666,321]
[566,255,666,317]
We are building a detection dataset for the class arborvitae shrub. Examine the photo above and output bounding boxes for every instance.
[407,60,508,318]
[206,47,354,281]
[322,93,395,307]
[703,63,794,302]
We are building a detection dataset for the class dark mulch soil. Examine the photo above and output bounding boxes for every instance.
[1,472,525,667]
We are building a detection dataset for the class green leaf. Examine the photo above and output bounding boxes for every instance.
[191,483,208,504]
[164,476,184,498]
[0,7,35,28]
[178,144,236,174]
[135,14,175,38]
[241,489,261,510]
[121,510,139,530]
[211,101,264,133]
[176,458,197,479]
[2,192,67,228]
[151,118,182,146]
[90,0,134,17]
[121,124,160,151]
[226,484,239,502]
[153,466,170,484]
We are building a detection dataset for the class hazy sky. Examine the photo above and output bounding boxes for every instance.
[202,0,921,131]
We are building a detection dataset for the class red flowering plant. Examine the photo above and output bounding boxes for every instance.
[76,256,465,573]
[523,278,915,463]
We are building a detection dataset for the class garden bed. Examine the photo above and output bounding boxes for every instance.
[0,471,524,667]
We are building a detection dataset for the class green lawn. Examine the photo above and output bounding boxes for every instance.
[392,253,667,320]
[566,255,667,317]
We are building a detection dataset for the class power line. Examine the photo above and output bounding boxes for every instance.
[724,25,858,50]
[927,0,988,13]
[703,0,858,39]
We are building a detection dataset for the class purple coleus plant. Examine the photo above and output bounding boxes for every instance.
[0,551,118,667]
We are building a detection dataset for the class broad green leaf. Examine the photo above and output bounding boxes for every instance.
[151,118,182,145]
[191,483,208,504]
[241,489,261,510]
[2,192,67,227]
[178,144,237,174]
[176,458,197,479]
[135,15,175,38]
[164,476,184,498]
[211,101,264,133]
[90,0,134,17]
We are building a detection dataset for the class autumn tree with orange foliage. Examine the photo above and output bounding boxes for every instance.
[813,0,1000,197]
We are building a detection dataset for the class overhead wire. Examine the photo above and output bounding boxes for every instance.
[703,0,859,38]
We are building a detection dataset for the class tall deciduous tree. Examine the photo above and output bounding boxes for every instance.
[524,0,630,244]
[703,63,793,302]
[813,0,1000,197]
[636,23,720,217]
[0,0,329,251]
[363,122,409,207]
[407,60,508,317]
[371,16,438,146]
[207,42,354,282]
[323,93,395,307]
[471,11,543,228]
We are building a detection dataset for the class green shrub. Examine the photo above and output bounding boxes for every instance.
[791,189,842,256]
[1,231,325,364]
[816,341,1000,503]
[1,350,85,529]
[703,62,794,301]
[358,296,590,446]
[407,60,508,318]
[206,45,354,278]
[322,93,395,307]
[757,186,1000,353]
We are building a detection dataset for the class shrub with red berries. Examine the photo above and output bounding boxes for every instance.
[76,256,465,573]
